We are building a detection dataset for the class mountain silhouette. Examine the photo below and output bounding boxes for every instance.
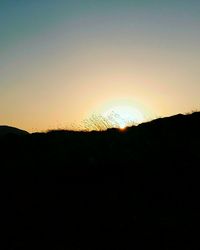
[1,112,200,249]
[0,125,29,137]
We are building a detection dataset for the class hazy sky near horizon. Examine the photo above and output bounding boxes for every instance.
[1,0,200,131]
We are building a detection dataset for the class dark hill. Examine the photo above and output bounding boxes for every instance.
[0,125,29,137]
[1,112,200,249]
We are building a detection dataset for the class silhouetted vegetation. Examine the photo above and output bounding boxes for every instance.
[82,112,134,131]
[1,112,200,249]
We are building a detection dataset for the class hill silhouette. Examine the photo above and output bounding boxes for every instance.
[1,112,200,249]
[0,125,29,137]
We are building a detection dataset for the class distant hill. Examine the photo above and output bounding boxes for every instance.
[0,125,29,136]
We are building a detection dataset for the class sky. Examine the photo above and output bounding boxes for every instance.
[1,0,200,131]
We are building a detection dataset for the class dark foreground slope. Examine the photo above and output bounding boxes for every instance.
[1,112,200,249]
[0,125,28,136]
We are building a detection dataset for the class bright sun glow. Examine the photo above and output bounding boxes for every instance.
[85,99,150,131]
[102,106,142,129]
[101,104,145,129]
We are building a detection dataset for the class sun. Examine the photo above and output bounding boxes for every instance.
[118,122,126,130]
[101,103,145,129]
[85,99,149,131]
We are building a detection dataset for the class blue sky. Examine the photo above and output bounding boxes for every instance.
[1,0,200,131]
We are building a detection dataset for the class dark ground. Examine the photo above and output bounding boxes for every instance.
[1,112,200,249]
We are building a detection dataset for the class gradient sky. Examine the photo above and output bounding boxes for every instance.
[1,0,200,131]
